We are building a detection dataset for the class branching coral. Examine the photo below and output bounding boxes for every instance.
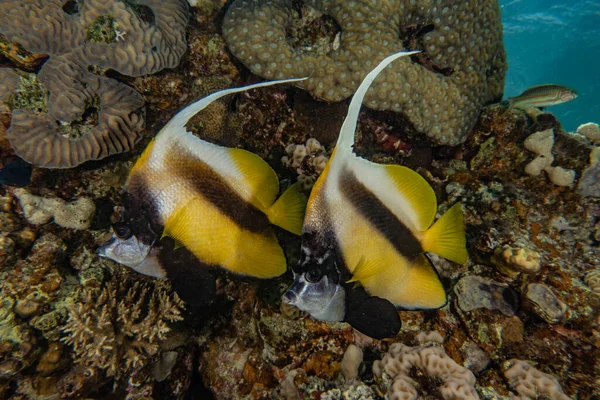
[373,332,479,400]
[61,275,184,379]
[0,0,189,167]
[223,0,506,145]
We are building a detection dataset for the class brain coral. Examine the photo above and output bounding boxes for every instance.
[373,332,479,399]
[223,0,506,145]
[0,0,189,168]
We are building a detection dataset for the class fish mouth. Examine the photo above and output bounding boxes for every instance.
[282,289,298,305]
[97,236,117,258]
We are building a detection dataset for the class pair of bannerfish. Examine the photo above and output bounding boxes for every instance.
[99,51,467,339]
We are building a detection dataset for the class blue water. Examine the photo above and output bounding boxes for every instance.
[500,0,600,132]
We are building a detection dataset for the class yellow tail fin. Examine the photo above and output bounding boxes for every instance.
[422,203,468,264]
[265,183,307,235]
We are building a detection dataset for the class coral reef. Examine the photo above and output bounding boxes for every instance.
[61,275,185,379]
[1,3,599,399]
[0,0,189,167]
[454,275,517,316]
[523,128,576,187]
[525,283,569,324]
[282,137,330,191]
[223,0,506,145]
[491,246,541,277]
[504,359,572,400]
[576,122,600,145]
[14,188,95,230]
[373,332,478,399]
[584,269,600,298]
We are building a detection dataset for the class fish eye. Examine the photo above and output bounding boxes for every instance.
[305,269,323,283]
[113,224,132,239]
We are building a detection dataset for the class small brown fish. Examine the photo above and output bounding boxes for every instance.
[507,84,578,110]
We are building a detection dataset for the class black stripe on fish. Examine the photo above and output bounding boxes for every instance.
[165,148,273,235]
[339,167,423,260]
[122,172,164,244]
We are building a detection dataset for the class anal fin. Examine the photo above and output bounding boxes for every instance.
[157,238,217,308]
[398,254,447,309]
[345,295,401,339]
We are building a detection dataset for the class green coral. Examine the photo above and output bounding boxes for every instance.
[86,15,118,43]
[8,74,49,114]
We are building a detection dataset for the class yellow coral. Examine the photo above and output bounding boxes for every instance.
[492,246,541,277]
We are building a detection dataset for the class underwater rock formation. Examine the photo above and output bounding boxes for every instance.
[223,0,506,145]
[0,0,189,168]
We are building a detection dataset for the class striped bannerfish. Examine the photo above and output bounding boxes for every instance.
[283,51,468,339]
[507,84,577,110]
[98,79,308,306]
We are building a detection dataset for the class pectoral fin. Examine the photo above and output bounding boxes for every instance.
[347,256,383,284]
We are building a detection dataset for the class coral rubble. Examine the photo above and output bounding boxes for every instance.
[223,0,506,145]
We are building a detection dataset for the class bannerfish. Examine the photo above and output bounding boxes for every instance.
[98,79,308,305]
[283,51,468,339]
[507,84,577,110]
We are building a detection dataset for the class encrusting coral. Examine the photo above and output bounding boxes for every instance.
[223,0,506,145]
[523,128,576,187]
[0,0,189,168]
[14,188,95,230]
[373,331,479,400]
[61,275,185,379]
[504,359,572,400]
[282,137,329,191]
[584,268,600,297]
[491,246,541,277]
